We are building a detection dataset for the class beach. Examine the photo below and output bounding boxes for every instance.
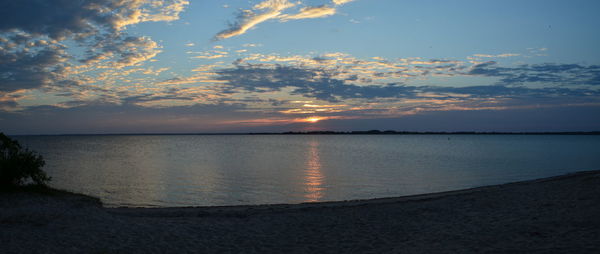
[2,170,600,253]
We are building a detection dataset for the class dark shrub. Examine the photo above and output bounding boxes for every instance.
[0,133,50,188]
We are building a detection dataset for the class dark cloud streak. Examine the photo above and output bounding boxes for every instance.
[216,64,600,102]
[467,61,600,86]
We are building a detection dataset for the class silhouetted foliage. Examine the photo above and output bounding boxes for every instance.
[0,133,50,188]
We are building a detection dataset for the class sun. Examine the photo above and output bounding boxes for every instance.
[306,117,322,123]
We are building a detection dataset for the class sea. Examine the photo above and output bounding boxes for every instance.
[15,134,600,207]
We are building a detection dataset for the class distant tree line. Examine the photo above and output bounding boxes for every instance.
[252,130,600,135]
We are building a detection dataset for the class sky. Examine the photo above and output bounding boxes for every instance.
[1,0,600,134]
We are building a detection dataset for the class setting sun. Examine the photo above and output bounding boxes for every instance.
[306,117,323,123]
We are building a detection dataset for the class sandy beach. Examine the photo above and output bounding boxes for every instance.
[2,170,600,253]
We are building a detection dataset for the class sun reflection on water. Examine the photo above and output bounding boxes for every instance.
[304,140,325,202]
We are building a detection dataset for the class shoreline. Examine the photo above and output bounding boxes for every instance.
[2,170,600,253]
[110,170,599,214]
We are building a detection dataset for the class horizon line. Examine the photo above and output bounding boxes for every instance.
[10,130,600,136]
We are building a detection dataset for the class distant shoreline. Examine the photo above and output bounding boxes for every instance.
[13,130,600,136]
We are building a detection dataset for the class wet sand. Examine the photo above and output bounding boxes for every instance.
[2,170,600,253]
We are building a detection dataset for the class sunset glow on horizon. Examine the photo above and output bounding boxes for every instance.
[306,117,324,123]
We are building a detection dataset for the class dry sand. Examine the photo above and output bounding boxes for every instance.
[2,170,600,253]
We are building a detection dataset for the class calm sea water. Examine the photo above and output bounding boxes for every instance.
[15,135,600,207]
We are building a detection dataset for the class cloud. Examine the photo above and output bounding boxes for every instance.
[189,49,229,60]
[0,92,22,111]
[0,35,69,92]
[332,0,356,5]
[232,52,469,83]
[4,55,600,133]
[470,53,520,59]
[280,6,337,21]
[82,35,162,68]
[467,61,600,86]
[427,85,600,100]
[4,31,600,132]
[193,55,228,59]
[0,0,188,92]
[0,0,188,39]
[215,0,360,39]
[214,63,600,104]
[215,0,296,40]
